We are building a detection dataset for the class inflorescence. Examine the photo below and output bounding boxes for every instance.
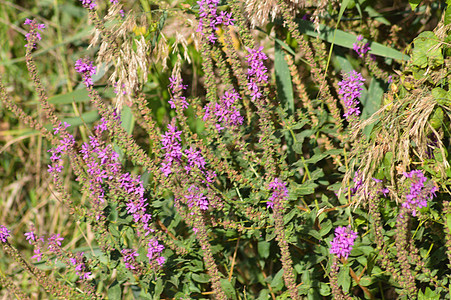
[197,0,234,43]
[338,70,365,120]
[246,47,268,102]
[353,35,371,58]
[330,225,358,260]
[24,19,45,49]
[403,170,437,216]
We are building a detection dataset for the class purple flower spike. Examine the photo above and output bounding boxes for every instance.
[79,0,96,10]
[147,238,165,266]
[24,18,45,49]
[330,225,358,259]
[246,47,268,102]
[0,225,11,243]
[338,70,365,120]
[121,249,139,270]
[353,35,371,58]
[197,0,234,43]
[403,170,437,216]
[75,58,96,87]
[267,178,288,210]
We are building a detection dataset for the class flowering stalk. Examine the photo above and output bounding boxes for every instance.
[338,70,365,127]
[268,179,300,299]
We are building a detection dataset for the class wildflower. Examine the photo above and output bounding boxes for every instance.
[48,234,64,253]
[147,239,165,266]
[197,0,234,43]
[24,18,45,49]
[79,0,96,10]
[75,58,96,87]
[168,76,189,110]
[0,225,10,243]
[353,35,370,58]
[70,252,91,280]
[121,249,139,270]
[403,170,437,216]
[160,123,182,177]
[185,185,209,210]
[330,225,358,259]
[267,178,288,210]
[31,248,42,261]
[338,70,365,120]
[184,147,206,173]
[203,89,243,132]
[246,47,268,102]
[24,231,36,244]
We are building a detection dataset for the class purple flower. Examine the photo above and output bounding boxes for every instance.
[31,248,42,261]
[70,252,91,280]
[75,58,96,87]
[168,76,189,110]
[184,147,206,172]
[48,234,64,253]
[197,0,234,43]
[403,170,437,216]
[267,178,288,210]
[160,123,182,176]
[23,18,45,49]
[147,239,165,266]
[203,89,243,132]
[330,225,358,259]
[0,225,10,243]
[79,0,96,10]
[185,185,209,210]
[338,70,365,120]
[121,249,139,270]
[24,231,36,244]
[246,47,268,102]
[351,171,363,195]
[353,35,371,58]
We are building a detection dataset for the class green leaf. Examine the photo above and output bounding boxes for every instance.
[270,268,285,291]
[107,280,122,300]
[293,19,409,61]
[293,182,317,196]
[337,267,351,293]
[412,31,443,68]
[319,220,332,237]
[220,279,237,300]
[258,241,271,259]
[192,273,210,283]
[275,39,294,115]
[409,0,422,10]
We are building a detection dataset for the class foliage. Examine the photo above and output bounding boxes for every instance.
[1,0,451,299]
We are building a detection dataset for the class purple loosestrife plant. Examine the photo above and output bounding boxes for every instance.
[121,249,140,270]
[79,0,96,10]
[403,170,437,216]
[197,0,234,43]
[168,76,189,110]
[338,70,365,120]
[70,252,92,280]
[246,46,268,102]
[330,225,358,260]
[0,226,11,243]
[267,178,288,210]
[24,19,45,49]
[353,35,371,58]
[75,58,96,87]
[203,88,244,132]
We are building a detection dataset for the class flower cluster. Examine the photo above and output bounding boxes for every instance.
[47,233,64,254]
[47,122,75,180]
[168,76,189,110]
[338,70,365,120]
[70,252,91,280]
[79,0,96,10]
[246,47,268,102]
[121,249,139,270]
[75,58,96,87]
[267,178,288,210]
[403,170,437,216]
[330,225,358,259]
[184,185,209,211]
[160,123,183,177]
[24,19,45,49]
[353,35,371,58]
[197,0,234,43]
[0,225,10,243]
[203,89,243,132]
[147,238,165,266]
